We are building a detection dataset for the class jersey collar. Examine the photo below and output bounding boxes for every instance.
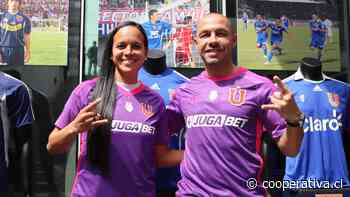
[117,82,145,95]
[204,67,247,81]
[293,67,330,83]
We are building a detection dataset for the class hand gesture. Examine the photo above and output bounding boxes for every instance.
[68,98,109,134]
[261,76,302,123]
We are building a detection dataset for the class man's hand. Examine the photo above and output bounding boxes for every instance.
[262,76,304,157]
[24,50,31,63]
[261,76,302,123]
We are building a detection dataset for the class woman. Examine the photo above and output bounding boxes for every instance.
[47,21,183,197]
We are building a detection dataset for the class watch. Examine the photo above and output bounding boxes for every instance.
[286,113,305,128]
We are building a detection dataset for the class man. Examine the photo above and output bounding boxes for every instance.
[170,16,194,67]
[242,11,249,32]
[281,15,290,31]
[87,41,98,76]
[254,14,269,60]
[142,9,172,50]
[167,13,304,196]
[309,14,326,60]
[0,0,31,66]
[265,19,288,64]
[269,19,287,55]
[324,16,333,44]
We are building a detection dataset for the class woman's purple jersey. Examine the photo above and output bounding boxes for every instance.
[167,67,287,197]
[55,79,169,197]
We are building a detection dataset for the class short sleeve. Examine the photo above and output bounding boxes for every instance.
[55,88,84,129]
[155,104,169,145]
[24,15,31,34]
[259,82,287,139]
[7,85,34,128]
[166,88,186,134]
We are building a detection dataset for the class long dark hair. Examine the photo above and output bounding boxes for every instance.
[87,21,148,175]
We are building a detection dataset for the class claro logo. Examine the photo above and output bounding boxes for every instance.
[304,110,342,132]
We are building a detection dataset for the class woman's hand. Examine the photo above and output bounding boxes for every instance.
[68,98,109,134]
[47,98,109,154]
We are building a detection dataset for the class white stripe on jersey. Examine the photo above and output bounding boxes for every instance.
[4,73,36,120]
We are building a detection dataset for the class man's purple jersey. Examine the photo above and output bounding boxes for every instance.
[55,79,169,197]
[167,67,287,196]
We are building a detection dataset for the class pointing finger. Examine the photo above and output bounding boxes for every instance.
[82,97,102,112]
[261,104,279,111]
[272,91,282,99]
[273,76,289,94]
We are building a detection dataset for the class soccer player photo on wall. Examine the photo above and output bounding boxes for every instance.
[237,0,341,71]
[0,0,68,66]
[98,0,209,68]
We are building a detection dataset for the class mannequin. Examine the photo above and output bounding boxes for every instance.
[281,57,350,197]
[0,71,34,195]
[299,57,323,81]
[143,49,167,75]
[139,49,189,197]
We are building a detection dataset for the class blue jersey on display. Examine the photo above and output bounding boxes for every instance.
[0,72,34,192]
[138,67,188,190]
[0,12,31,47]
[283,70,350,188]
[142,21,172,49]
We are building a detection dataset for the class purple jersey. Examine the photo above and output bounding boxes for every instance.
[167,67,287,196]
[55,79,169,197]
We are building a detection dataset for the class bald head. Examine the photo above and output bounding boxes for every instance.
[194,13,236,71]
[197,13,235,36]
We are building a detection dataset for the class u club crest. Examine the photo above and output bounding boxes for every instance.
[141,103,154,118]
[327,92,340,108]
[228,87,246,106]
